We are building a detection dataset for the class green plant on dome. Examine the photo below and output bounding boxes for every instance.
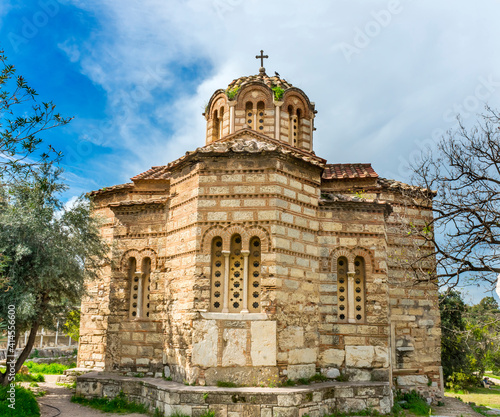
[225,86,240,100]
[272,86,284,101]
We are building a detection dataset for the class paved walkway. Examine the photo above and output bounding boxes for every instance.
[432,396,485,417]
[38,375,148,417]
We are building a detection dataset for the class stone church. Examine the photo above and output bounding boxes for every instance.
[78,56,442,402]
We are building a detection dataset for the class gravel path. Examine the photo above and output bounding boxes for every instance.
[38,375,148,417]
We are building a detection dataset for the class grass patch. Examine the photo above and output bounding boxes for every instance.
[57,381,77,389]
[445,385,500,408]
[216,381,239,388]
[14,372,45,383]
[25,361,75,375]
[0,384,41,416]
[71,391,149,414]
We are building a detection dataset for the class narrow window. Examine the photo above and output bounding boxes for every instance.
[219,107,224,139]
[288,105,297,145]
[337,257,348,322]
[354,257,366,322]
[246,102,254,130]
[257,101,265,132]
[229,234,243,313]
[129,257,139,318]
[210,237,224,312]
[296,108,302,146]
[248,237,261,312]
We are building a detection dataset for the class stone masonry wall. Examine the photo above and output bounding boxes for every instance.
[77,372,392,416]
[317,201,391,382]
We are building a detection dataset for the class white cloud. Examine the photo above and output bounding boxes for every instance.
[60,0,500,186]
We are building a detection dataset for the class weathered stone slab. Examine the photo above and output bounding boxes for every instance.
[251,321,277,366]
[192,320,218,367]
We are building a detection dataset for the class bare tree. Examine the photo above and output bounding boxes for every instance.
[402,106,500,289]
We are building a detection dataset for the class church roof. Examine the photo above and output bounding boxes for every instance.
[226,72,293,92]
[130,129,326,181]
[89,183,134,196]
[322,163,378,180]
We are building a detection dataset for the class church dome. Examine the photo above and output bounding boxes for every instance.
[204,54,316,152]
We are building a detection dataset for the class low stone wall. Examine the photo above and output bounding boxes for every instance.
[76,372,392,416]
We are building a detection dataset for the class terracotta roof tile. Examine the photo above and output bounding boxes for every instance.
[323,163,378,180]
[131,166,171,181]
[89,183,134,196]
[109,198,169,207]
[227,72,293,91]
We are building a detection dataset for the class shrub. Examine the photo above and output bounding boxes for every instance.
[225,86,240,100]
[395,390,430,416]
[272,86,284,101]
[0,384,40,416]
[446,372,480,392]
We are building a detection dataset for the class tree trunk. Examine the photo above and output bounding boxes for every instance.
[0,294,49,386]
[0,329,18,386]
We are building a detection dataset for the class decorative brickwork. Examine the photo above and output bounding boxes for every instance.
[78,67,443,409]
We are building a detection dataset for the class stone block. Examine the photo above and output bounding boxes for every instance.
[321,368,340,379]
[251,321,277,366]
[273,407,299,417]
[320,349,344,367]
[345,346,374,368]
[287,364,315,380]
[397,375,429,386]
[278,394,303,406]
[222,328,247,367]
[288,348,317,365]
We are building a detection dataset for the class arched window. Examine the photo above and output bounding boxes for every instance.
[129,257,151,319]
[257,101,265,132]
[210,237,224,312]
[209,235,262,313]
[336,256,366,323]
[246,102,254,130]
[337,257,348,322]
[212,109,220,142]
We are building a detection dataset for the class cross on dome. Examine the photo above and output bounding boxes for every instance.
[255,50,268,73]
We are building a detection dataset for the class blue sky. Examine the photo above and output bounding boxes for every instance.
[1,0,499,303]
